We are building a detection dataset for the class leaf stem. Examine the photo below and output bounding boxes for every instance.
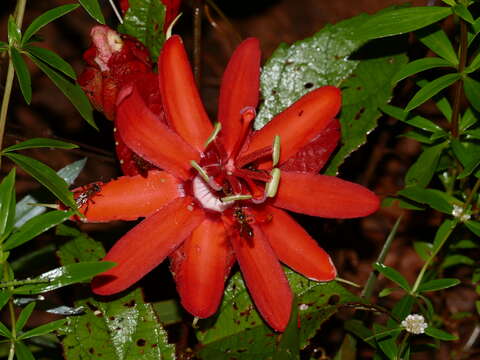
[451,18,468,138]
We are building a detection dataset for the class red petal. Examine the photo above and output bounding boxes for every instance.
[261,206,336,281]
[116,85,199,180]
[280,118,340,173]
[230,222,293,332]
[273,171,380,218]
[77,170,182,222]
[158,36,213,151]
[238,86,341,166]
[92,196,205,295]
[172,217,234,318]
[217,38,260,157]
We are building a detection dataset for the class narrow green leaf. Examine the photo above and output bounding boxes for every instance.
[413,242,433,261]
[19,318,67,340]
[433,219,457,252]
[398,186,453,214]
[10,47,32,104]
[404,142,446,188]
[406,73,460,112]
[78,0,105,24]
[381,104,444,133]
[451,138,480,178]
[435,96,453,121]
[0,321,12,338]
[389,295,415,326]
[4,152,77,210]
[355,7,451,40]
[424,327,458,340]
[14,341,35,360]
[460,108,476,132]
[373,263,411,292]
[22,4,79,45]
[8,16,21,45]
[25,45,76,79]
[4,210,73,251]
[344,320,375,347]
[14,261,116,294]
[464,76,480,112]
[453,4,474,24]
[28,56,97,129]
[392,57,454,84]
[378,288,395,297]
[373,324,398,359]
[2,138,78,153]
[465,220,480,236]
[441,254,475,268]
[0,169,16,238]
[465,52,480,74]
[418,278,460,292]
[0,291,11,311]
[16,302,36,332]
[416,25,459,65]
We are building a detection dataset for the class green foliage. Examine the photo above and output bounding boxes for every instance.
[77,0,106,24]
[2,138,78,153]
[10,47,32,104]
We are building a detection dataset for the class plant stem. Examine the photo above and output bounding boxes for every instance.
[361,215,403,300]
[3,262,16,360]
[193,0,203,86]
[0,0,27,170]
[451,18,468,138]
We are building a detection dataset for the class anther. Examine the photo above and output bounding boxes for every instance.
[272,135,281,167]
[265,168,281,198]
[221,194,253,202]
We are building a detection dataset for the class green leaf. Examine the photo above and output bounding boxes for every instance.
[453,4,474,24]
[333,334,357,360]
[56,225,175,360]
[465,220,480,236]
[413,242,433,261]
[10,47,32,104]
[424,327,458,341]
[27,55,97,129]
[2,138,78,153]
[18,318,67,340]
[22,4,79,45]
[441,254,475,268]
[78,0,105,24]
[451,138,480,178]
[460,108,477,132]
[197,271,361,357]
[418,278,460,292]
[465,52,480,73]
[416,25,458,65]
[433,219,457,252]
[14,341,35,360]
[404,142,446,188]
[25,45,76,79]
[0,320,12,338]
[464,76,480,112]
[151,300,183,325]
[392,57,454,84]
[344,319,375,347]
[276,298,300,360]
[16,302,36,332]
[381,104,443,133]
[406,73,460,112]
[0,169,16,239]
[378,288,395,297]
[0,291,11,311]
[355,7,451,40]
[4,152,77,210]
[8,16,21,45]
[118,0,166,61]
[398,186,453,214]
[373,324,398,359]
[14,261,116,295]
[435,95,453,121]
[373,263,411,292]
[389,295,415,326]
[4,210,73,251]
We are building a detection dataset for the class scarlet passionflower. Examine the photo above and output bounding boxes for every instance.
[76,35,379,332]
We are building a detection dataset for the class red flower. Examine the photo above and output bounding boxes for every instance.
[77,35,379,332]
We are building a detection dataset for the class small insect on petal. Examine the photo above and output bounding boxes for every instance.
[265,168,281,198]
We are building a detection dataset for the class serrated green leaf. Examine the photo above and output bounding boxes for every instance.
[418,278,460,292]
[25,45,76,79]
[0,169,16,239]
[451,138,480,178]
[28,55,97,129]
[2,138,78,153]
[406,73,460,112]
[78,0,105,24]
[355,7,451,40]
[56,225,175,360]
[4,210,73,251]
[404,142,446,188]
[14,341,35,360]
[10,47,32,104]
[392,57,454,84]
[22,4,79,45]
[413,242,433,261]
[464,76,480,112]
[118,0,166,61]
[8,16,21,45]
[197,271,361,357]
[398,186,453,214]
[4,152,77,210]
[441,254,475,268]
[14,261,115,295]
[424,327,458,340]
[453,4,474,24]
[16,302,36,332]
[373,263,411,292]
[416,25,459,65]
[18,318,67,340]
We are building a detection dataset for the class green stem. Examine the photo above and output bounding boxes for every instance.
[451,18,468,138]
[361,215,403,300]
[3,263,16,360]
[396,332,410,360]
[0,0,27,170]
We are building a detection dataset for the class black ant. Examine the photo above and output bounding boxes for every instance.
[73,183,102,215]
[233,206,254,241]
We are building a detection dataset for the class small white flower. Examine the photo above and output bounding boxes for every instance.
[401,314,428,335]
[452,204,471,222]
[299,304,309,311]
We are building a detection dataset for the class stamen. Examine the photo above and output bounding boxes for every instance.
[272,135,281,167]
[221,194,252,202]
[265,168,281,198]
[166,12,183,39]
[204,122,222,148]
[190,160,222,191]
